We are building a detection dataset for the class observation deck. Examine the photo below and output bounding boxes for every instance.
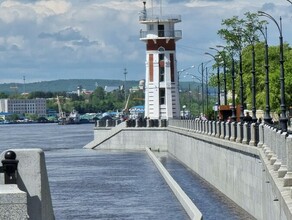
[139,14,181,23]
[139,30,182,41]
[139,14,182,41]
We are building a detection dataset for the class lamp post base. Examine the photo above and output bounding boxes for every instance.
[279,117,288,132]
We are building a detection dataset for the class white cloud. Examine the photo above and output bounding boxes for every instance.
[34,0,71,15]
[0,0,71,24]
[0,0,291,83]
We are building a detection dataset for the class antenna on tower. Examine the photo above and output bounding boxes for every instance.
[23,75,26,94]
[151,0,153,18]
[160,0,162,17]
[141,1,147,20]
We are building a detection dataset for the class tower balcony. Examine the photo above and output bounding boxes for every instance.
[140,30,182,41]
[139,14,181,23]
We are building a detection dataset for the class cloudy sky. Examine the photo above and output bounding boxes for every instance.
[0,0,291,83]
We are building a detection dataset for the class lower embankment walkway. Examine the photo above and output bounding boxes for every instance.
[86,118,292,220]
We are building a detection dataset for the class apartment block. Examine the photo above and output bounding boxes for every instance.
[0,99,47,116]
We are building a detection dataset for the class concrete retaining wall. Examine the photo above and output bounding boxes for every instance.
[87,123,292,220]
[166,128,291,220]
[0,185,28,219]
[0,149,55,220]
[87,128,168,151]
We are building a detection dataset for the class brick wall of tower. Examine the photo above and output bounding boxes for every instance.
[146,39,175,51]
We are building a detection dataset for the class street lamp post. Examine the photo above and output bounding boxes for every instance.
[201,64,204,114]
[210,47,227,105]
[205,66,209,114]
[205,52,220,120]
[124,68,127,103]
[258,26,272,124]
[197,63,205,114]
[239,46,245,122]
[177,65,195,116]
[178,65,195,90]
[250,38,257,123]
[186,72,205,115]
[258,11,288,132]
[230,53,236,122]
[239,26,258,123]
[215,45,237,122]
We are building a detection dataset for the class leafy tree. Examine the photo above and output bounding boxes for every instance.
[25,113,39,121]
[215,11,292,119]
[0,92,8,98]
[28,91,47,99]
[6,114,19,122]
[242,43,292,113]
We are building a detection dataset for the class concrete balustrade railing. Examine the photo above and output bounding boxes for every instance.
[284,136,292,186]
[168,119,292,188]
[0,149,54,220]
[93,118,292,189]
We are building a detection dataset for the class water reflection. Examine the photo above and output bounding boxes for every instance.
[0,124,255,219]
[46,149,188,220]
[158,153,255,220]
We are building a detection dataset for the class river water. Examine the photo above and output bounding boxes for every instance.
[0,123,254,219]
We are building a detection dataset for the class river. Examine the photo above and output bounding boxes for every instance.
[0,123,254,219]
[0,123,188,219]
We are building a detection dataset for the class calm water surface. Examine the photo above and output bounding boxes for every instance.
[0,123,188,219]
[157,153,255,220]
[0,123,255,220]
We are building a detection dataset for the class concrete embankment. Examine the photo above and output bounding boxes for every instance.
[146,148,203,220]
[84,127,168,151]
[87,121,292,220]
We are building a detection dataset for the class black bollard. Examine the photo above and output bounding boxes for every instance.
[1,150,19,184]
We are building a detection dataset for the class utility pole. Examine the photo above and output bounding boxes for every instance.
[124,68,127,103]
[23,75,26,94]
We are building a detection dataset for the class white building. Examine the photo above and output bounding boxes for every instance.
[139,1,182,119]
[0,98,47,116]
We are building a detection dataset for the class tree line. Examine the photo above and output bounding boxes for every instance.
[207,12,292,117]
[0,87,144,116]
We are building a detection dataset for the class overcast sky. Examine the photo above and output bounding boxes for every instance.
[0,0,291,84]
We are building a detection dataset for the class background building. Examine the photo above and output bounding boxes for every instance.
[0,99,47,116]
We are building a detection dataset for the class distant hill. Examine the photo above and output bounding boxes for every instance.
[0,79,214,94]
[0,79,140,94]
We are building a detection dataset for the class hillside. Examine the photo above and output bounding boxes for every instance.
[0,79,140,93]
[0,79,211,94]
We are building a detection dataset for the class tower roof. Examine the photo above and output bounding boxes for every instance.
[139,0,181,24]
[139,14,181,24]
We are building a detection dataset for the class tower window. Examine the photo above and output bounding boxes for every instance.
[160,88,165,105]
[159,53,165,82]
[148,24,154,31]
[170,54,174,82]
[158,25,164,37]
[149,54,154,82]
[160,68,165,82]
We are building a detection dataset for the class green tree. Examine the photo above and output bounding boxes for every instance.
[25,113,39,121]
[0,92,8,98]
[7,114,19,122]
[216,12,268,110]
[242,43,292,113]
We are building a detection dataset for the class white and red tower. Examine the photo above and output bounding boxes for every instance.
[139,1,182,119]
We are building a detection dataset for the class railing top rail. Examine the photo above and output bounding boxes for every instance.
[139,14,181,22]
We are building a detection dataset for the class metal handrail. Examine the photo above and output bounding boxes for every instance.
[139,14,181,22]
[140,30,182,39]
